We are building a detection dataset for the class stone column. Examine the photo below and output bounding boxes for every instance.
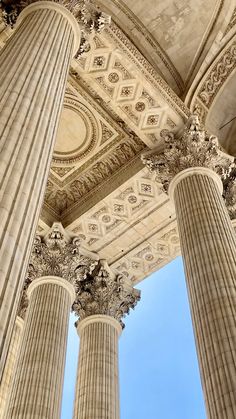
[74,315,121,419]
[6,276,75,419]
[4,222,99,419]
[73,260,140,419]
[0,316,24,419]
[0,286,28,418]
[142,115,236,419]
[0,0,80,376]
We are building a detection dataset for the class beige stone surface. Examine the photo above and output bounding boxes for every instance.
[172,169,236,419]
[72,260,139,419]
[0,317,23,419]
[0,3,236,418]
[5,277,74,419]
[73,316,122,419]
[0,2,77,378]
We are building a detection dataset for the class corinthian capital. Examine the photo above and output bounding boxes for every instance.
[73,259,141,327]
[0,0,110,56]
[27,222,98,285]
[142,115,232,192]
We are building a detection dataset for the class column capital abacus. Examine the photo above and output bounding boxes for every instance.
[73,259,141,328]
[0,0,111,57]
[142,114,233,196]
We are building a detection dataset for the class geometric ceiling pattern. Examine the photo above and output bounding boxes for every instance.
[2,1,236,284]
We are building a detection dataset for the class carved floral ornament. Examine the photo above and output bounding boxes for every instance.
[24,223,140,325]
[0,0,111,57]
[222,160,236,220]
[141,114,236,219]
[141,114,233,193]
[27,222,99,284]
[73,259,141,328]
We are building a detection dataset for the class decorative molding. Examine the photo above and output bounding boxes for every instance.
[45,136,146,215]
[111,223,180,284]
[142,115,232,191]
[224,7,236,34]
[98,0,184,93]
[73,259,140,327]
[198,42,236,108]
[53,96,100,164]
[69,167,164,246]
[70,22,188,144]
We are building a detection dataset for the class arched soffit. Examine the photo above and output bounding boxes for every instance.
[206,71,236,156]
[186,12,236,156]
[97,0,232,97]
[185,0,236,109]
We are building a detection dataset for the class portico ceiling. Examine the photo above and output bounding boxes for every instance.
[97,0,234,95]
[1,0,236,283]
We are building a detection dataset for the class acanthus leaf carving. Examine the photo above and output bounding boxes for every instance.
[27,222,99,285]
[0,0,110,58]
[72,259,140,327]
[222,160,236,220]
[142,114,232,192]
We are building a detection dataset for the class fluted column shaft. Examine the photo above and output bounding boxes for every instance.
[73,315,122,419]
[5,276,75,419]
[0,1,80,376]
[170,167,236,419]
[0,316,23,419]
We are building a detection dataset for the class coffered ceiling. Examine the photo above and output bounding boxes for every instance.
[1,0,236,282]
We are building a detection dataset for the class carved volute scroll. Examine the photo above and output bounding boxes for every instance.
[73,259,141,327]
[142,114,232,192]
[27,222,99,285]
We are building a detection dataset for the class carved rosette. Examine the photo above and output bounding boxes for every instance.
[73,259,141,327]
[142,115,232,192]
[0,0,110,57]
[26,222,98,288]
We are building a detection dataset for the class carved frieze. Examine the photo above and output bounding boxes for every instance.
[199,42,236,108]
[45,135,146,215]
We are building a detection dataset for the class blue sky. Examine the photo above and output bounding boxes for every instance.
[61,256,206,419]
